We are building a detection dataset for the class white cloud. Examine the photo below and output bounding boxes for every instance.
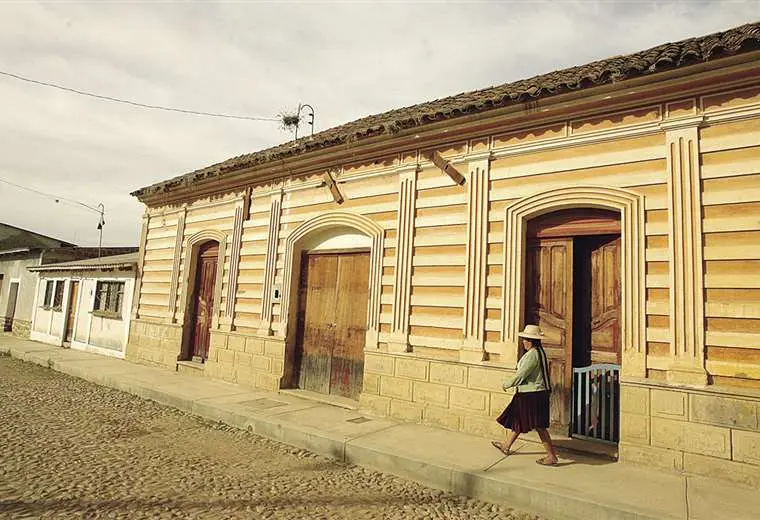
[0,0,758,246]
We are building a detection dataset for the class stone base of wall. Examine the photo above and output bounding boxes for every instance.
[11,319,31,339]
[126,321,286,392]
[619,379,760,488]
[203,331,285,392]
[125,320,182,368]
[359,351,514,440]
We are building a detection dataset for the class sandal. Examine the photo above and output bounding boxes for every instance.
[535,457,559,466]
[491,441,510,456]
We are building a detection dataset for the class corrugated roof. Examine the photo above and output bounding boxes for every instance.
[132,21,760,200]
[29,252,139,272]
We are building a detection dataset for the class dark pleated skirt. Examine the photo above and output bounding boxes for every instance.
[496,390,550,433]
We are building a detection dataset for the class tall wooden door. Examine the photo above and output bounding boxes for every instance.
[574,236,621,366]
[524,239,573,429]
[65,281,79,342]
[188,242,219,362]
[296,251,370,400]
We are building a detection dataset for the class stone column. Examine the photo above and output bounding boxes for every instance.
[462,153,491,362]
[389,165,419,352]
[663,117,708,385]
[259,191,283,336]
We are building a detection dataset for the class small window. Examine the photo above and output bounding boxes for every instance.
[94,281,125,314]
[43,280,55,307]
[53,281,65,308]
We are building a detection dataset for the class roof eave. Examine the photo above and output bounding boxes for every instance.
[133,45,760,206]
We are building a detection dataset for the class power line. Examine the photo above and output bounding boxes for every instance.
[0,69,281,122]
[0,177,101,214]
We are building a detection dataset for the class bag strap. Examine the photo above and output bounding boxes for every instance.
[536,344,552,394]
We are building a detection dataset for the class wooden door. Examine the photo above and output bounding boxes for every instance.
[297,253,339,395]
[4,282,19,332]
[574,236,621,366]
[189,242,219,361]
[331,253,370,399]
[65,282,79,342]
[296,251,370,400]
[524,239,573,429]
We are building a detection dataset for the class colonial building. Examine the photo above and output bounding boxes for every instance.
[127,23,760,485]
[29,252,138,358]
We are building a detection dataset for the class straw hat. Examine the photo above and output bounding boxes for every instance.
[518,324,544,340]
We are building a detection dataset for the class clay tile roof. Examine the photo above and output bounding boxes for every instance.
[132,21,760,200]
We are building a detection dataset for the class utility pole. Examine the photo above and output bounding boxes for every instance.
[96,203,105,259]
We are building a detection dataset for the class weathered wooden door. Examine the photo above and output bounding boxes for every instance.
[296,251,370,400]
[524,239,573,429]
[65,281,79,342]
[574,236,621,366]
[189,242,219,361]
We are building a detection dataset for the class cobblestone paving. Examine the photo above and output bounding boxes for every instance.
[0,356,545,520]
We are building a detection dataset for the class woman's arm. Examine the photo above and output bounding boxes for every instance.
[502,349,538,391]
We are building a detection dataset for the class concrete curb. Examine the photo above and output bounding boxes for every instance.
[0,341,692,520]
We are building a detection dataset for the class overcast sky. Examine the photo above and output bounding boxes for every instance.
[0,1,758,247]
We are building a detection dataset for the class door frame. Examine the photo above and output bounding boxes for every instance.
[4,278,21,332]
[280,213,384,391]
[64,280,80,343]
[502,186,646,378]
[179,233,225,362]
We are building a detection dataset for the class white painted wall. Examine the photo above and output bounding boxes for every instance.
[30,270,134,358]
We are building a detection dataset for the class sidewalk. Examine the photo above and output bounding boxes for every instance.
[1,335,755,520]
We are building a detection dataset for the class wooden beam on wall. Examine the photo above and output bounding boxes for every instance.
[322,171,344,204]
[424,151,466,185]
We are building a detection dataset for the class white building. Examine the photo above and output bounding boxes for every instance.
[29,253,138,358]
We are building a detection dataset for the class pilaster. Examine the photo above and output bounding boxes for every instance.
[462,154,491,362]
[663,117,708,385]
[223,201,245,332]
[167,209,186,324]
[131,213,150,320]
[389,165,418,352]
[258,191,283,336]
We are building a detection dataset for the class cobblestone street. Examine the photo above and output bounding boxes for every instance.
[0,356,543,520]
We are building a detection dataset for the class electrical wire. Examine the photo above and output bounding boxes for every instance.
[0,70,281,122]
[0,177,101,214]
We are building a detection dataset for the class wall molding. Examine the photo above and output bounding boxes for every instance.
[131,213,150,320]
[665,124,708,385]
[463,155,491,360]
[167,208,187,322]
[224,202,245,329]
[501,185,646,376]
[389,166,418,352]
[258,192,283,335]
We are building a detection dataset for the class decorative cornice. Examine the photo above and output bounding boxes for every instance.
[659,115,706,131]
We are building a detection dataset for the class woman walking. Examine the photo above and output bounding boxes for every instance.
[492,324,559,466]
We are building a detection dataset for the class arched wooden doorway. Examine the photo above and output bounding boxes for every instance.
[184,241,219,362]
[293,250,370,400]
[524,208,622,443]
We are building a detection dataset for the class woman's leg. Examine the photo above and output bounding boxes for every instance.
[503,429,520,452]
[536,428,558,463]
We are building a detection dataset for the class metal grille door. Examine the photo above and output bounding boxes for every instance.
[572,364,620,443]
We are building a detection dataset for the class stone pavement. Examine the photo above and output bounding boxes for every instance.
[1,335,756,520]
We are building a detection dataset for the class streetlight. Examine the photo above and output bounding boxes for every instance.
[293,103,315,141]
[96,203,105,258]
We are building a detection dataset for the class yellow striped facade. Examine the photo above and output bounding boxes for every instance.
[126,61,760,484]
